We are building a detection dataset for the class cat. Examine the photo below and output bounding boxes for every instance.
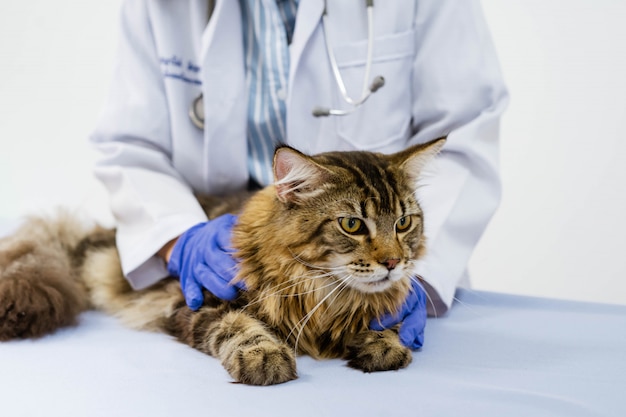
[0,137,444,385]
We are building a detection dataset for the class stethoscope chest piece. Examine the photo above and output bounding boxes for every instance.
[189,94,205,129]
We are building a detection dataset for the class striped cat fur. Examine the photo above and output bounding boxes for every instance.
[0,138,444,385]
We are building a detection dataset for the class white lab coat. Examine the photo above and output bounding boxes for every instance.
[91,0,508,313]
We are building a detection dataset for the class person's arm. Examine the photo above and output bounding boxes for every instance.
[410,0,509,314]
[90,0,207,290]
[157,238,178,263]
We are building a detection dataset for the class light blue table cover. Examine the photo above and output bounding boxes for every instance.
[1,221,625,416]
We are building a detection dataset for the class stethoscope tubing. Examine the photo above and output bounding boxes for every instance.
[322,0,374,107]
[189,0,383,128]
[313,0,384,117]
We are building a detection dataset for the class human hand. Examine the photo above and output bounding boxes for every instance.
[369,278,428,349]
[166,214,243,310]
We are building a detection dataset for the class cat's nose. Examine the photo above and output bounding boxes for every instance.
[381,258,400,270]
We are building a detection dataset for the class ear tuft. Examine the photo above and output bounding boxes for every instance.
[273,147,330,203]
[394,137,446,182]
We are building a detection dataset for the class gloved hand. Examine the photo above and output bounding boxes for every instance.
[369,277,428,349]
[167,214,243,310]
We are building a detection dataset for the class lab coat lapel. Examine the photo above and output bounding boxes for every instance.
[287,0,324,147]
[198,0,248,193]
[289,0,324,80]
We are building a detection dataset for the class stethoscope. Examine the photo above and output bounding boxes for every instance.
[189,0,384,129]
[313,0,385,117]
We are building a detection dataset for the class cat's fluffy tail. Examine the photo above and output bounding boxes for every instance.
[0,211,95,340]
[0,211,186,341]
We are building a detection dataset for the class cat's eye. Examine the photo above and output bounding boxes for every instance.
[396,216,412,232]
[339,217,366,235]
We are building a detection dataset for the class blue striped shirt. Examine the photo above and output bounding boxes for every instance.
[240,0,298,186]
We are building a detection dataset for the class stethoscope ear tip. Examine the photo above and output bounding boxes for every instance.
[312,107,331,117]
[370,76,385,93]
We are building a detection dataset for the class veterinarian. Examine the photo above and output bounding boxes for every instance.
[91,0,508,348]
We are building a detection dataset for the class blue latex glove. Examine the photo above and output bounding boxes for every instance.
[167,214,243,310]
[369,278,428,349]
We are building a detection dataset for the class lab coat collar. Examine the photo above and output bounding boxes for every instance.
[288,0,324,100]
[198,0,248,193]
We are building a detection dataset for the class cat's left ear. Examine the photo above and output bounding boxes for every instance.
[273,146,331,203]
[392,137,447,182]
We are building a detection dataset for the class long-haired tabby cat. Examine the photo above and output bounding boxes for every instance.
[0,137,444,385]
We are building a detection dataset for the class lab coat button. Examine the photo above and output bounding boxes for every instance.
[277,89,287,100]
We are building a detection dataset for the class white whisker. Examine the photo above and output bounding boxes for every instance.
[241,271,338,310]
[324,274,353,313]
[289,275,351,353]
[459,288,490,302]
[292,274,355,354]
[409,275,439,319]
[288,247,343,272]
[451,295,484,317]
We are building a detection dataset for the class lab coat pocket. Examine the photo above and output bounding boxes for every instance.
[332,29,415,151]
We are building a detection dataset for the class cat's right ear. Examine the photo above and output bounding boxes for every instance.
[273,146,330,203]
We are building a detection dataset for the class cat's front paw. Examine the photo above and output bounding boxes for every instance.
[345,330,412,373]
[228,341,297,386]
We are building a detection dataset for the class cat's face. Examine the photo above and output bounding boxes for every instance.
[273,138,445,294]
[317,184,424,293]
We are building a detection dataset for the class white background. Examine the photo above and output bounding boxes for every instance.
[1,1,625,305]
